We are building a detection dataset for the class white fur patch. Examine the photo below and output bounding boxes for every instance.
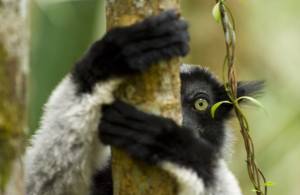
[25,75,122,195]
[161,160,242,195]
[161,162,205,195]
[180,64,200,74]
[207,160,242,195]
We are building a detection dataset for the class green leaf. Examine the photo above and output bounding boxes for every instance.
[236,96,266,110]
[264,181,275,187]
[212,2,221,24]
[210,101,232,118]
[251,189,260,193]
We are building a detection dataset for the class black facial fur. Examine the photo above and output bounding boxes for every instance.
[71,10,189,93]
[180,65,224,148]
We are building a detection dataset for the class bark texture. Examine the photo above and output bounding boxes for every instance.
[106,0,181,194]
[0,0,28,194]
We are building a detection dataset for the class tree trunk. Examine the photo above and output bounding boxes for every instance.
[106,1,181,194]
[0,0,28,194]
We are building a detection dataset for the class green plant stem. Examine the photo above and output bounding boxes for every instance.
[215,0,268,194]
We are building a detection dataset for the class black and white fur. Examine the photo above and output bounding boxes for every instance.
[25,10,262,195]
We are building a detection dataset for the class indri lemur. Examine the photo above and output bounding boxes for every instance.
[25,10,262,195]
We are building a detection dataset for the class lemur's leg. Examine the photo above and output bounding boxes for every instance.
[99,100,216,195]
[25,10,189,195]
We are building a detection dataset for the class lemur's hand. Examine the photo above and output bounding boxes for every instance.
[99,100,214,169]
[101,10,189,74]
[72,10,189,93]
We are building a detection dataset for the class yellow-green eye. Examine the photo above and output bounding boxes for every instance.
[194,98,209,111]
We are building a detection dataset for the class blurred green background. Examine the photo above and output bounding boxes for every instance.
[28,0,300,195]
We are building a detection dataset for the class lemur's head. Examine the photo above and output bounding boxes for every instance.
[180,64,263,150]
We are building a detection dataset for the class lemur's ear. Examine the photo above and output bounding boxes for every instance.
[237,80,265,99]
[213,80,264,120]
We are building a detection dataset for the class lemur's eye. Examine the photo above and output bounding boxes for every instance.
[194,98,209,111]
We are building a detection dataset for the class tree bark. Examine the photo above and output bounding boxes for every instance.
[106,0,181,194]
[0,0,28,194]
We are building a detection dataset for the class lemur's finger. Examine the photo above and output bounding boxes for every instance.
[129,19,188,43]
[105,100,180,135]
[126,42,189,71]
[100,122,156,145]
[105,101,165,126]
[101,106,164,136]
[101,133,157,163]
[102,101,146,123]
[104,100,139,117]
[128,10,180,33]
[103,100,153,123]
[100,132,129,147]
[100,131,166,164]
[122,28,189,57]
[100,115,161,136]
[126,144,157,163]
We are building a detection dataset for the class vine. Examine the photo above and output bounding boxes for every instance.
[211,1,270,194]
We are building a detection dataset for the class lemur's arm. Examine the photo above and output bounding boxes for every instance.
[99,100,215,195]
[25,10,189,195]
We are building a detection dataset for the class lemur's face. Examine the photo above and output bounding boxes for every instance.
[180,64,263,148]
[180,65,226,148]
